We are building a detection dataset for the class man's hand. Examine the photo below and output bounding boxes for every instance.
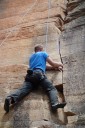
[56,62,63,71]
[46,57,63,71]
[46,58,63,71]
[57,66,63,71]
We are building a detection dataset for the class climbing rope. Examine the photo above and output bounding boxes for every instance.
[45,0,51,51]
[45,0,64,84]
[45,0,65,52]
[0,0,37,47]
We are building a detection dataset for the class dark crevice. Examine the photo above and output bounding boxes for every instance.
[65,111,76,116]
[55,84,63,93]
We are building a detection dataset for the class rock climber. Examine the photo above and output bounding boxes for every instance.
[4,44,66,113]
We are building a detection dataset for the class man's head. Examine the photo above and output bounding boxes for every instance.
[34,44,43,52]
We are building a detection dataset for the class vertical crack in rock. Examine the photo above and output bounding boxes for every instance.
[59,39,64,85]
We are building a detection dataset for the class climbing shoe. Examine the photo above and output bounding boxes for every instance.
[52,102,66,110]
[4,98,11,113]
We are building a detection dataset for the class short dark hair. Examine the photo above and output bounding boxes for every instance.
[34,44,43,52]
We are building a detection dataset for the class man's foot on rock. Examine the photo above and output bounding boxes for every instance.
[52,102,66,110]
[4,98,11,113]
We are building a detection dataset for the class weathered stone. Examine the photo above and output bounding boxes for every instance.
[65,0,85,23]
[68,114,85,124]
[64,16,85,30]
[59,0,85,127]
[0,0,85,128]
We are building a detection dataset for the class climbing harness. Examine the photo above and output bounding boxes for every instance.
[0,0,37,47]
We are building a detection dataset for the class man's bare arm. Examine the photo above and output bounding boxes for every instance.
[46,64,55,70]
[46,57,63,71]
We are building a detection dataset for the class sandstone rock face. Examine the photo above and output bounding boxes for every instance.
[0,0,85,128]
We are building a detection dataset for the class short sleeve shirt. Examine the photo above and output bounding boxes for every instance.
[29,51,49,73]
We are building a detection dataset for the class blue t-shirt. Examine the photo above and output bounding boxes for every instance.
[29,51,49,73]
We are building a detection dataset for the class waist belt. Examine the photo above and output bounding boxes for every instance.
[33,68,44,73]
[27,68,44,75]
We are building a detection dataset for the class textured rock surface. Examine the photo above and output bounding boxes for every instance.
[0,0,85,128]
[60,0,85,127]
[0,0,67,128]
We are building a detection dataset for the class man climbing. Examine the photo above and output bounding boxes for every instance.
[4,44,66,113]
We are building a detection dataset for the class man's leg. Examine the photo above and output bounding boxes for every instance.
[4,81,33,112]
[40,77,66,110]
